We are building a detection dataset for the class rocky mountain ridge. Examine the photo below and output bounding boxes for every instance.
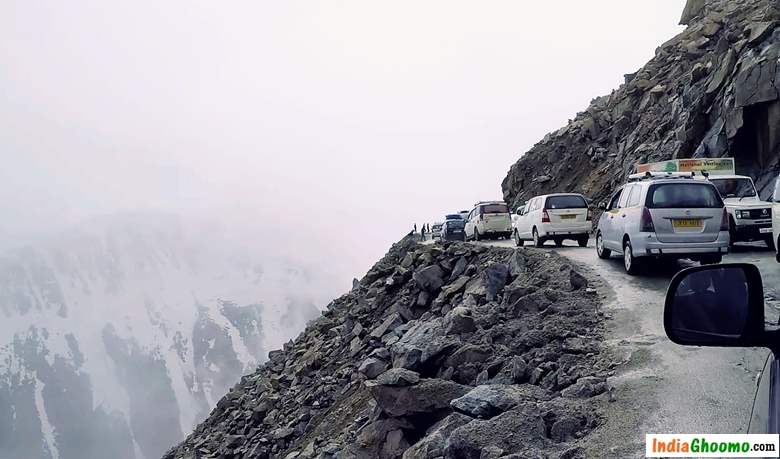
[0,214,335,459]
[503,0,780,209]
[164,238,611,458]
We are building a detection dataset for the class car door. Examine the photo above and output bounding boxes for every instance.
[600,188,625,251]
[517,200,534,239]
[773,176,780,260]
[748,352,779,434]
[521,198,539,239]
[613,185,640,244]
[465,209,476,239]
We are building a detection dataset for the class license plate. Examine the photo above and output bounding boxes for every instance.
[760,227,772,234]
[672,219,703,229]
[454,229,462,233]
[560,215,576,220]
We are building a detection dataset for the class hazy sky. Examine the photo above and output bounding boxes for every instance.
[0,1,685,279]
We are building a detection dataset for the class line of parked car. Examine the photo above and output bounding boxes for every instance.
[426,161,780,277]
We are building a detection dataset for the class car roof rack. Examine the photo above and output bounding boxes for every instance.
[627,171,709,182]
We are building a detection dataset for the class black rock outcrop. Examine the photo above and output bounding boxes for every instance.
[502,0,780,209]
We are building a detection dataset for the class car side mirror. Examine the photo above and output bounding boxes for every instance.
[664,264,765,347]
[598,201,606,210]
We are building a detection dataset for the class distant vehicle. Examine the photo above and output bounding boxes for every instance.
[441,215,466,241]
[431,222,444,240]
[595,173,729,275]
[464,201,512,241]
[512,193,592,248]
[662,263,774,434]
[709,175,773,249]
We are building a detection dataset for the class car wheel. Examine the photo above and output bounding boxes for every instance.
[728,217,737,247]
[578,236,589,248]
[701,254,722,265]
[596,232,611,259]
[533,228,544,248]
[765,235,775,251]
[514,230,524,247]
[623,239,642,275]
[474,228,480,241]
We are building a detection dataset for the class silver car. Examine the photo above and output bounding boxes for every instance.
[595,174,730,275]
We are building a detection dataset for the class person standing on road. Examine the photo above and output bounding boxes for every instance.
[421,224,427,241]
[414,223,417,234]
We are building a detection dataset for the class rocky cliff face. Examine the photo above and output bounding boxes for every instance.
[502,0,780,209]
[0,214,335,459]
[164,238,610,458]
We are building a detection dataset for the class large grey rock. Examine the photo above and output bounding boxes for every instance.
[413,265,446,292]
[370,313,404,338]
[374,368,421,387]
[402,413,472,459]
[483,263,510,301]
[443,307,476,335]
[366,378,470,417]
[445,403,549,459]
[359,358,389,379]
[391,319,459,370]
[451,384,551,419]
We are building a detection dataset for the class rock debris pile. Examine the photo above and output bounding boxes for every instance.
[164,237,610,459]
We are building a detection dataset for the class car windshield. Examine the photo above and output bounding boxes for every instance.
[481,204,509,214]
[647,183,723,208]
[710,178,757,198]
[445,214,463,220]
[545,195,587,209]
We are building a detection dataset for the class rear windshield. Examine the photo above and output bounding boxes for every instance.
[545,195,587,209]
[710,178,757,198]
[445,214,463,220]
[481,204,509,214]
[646,183,723,209]
[446,220,465,228]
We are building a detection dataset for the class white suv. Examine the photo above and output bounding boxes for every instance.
[512,193,592,247]
[709,175,773,249]
[595,173,729,275]
[464,201,512,241]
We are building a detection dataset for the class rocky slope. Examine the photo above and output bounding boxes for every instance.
[164,237,611,458]
[503,0,780,209]
[0,214,337,459]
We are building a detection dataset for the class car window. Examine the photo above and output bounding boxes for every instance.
[627,185,642,207]
[646,183,724,209]
[774,177,780,203]
[607,190,623,211]
[618,187,631,208]
[711,178,757,199]
[545,195,587,209]
[534,198,542,211]
[482,203,509,214]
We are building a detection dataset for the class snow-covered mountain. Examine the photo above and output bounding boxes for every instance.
[0,213,340,459]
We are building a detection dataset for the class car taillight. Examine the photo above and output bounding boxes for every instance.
[587,209,593,221]
[542,209,550,223]
[720,208,729,231]
[640,207,655,232]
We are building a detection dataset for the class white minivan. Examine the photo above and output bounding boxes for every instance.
[512,193,592,247]
[464,201,512,241]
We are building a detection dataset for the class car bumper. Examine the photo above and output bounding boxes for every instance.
[732,220,772,241]
[539,223,591,237]
[633,232,730,257]
[442,232,466,241]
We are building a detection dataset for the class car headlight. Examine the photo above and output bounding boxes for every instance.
[736,210,747,219]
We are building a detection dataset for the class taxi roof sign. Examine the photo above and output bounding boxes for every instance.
[635,158,735,176]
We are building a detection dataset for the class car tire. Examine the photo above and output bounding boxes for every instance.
[728,217,737,247]
[701,254,722,265]
[533,228,544,248]
[578,236,589,248]
[474,228,480,242]
[765,235,775,251]
[514,230,524,247]
[596,232,611,259]
[623,239,642,275]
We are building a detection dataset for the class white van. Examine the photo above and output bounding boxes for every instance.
[513,193,592,247]
[464,201,512,241]
[709,175,773,248]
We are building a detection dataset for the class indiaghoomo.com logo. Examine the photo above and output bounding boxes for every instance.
[646,434,780,457]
